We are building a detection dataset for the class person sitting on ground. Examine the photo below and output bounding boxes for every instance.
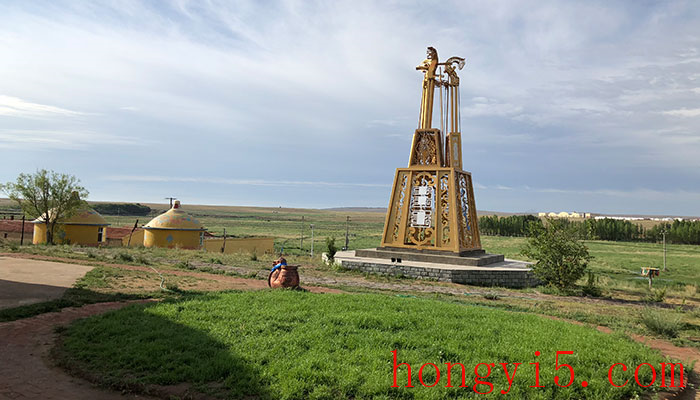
[271,256,287,273]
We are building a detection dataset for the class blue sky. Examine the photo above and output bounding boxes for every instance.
[0,1,699,215]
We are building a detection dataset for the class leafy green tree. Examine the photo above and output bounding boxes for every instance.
[522,218,592,289]
[325,237,337,260]
[1,170,88,244]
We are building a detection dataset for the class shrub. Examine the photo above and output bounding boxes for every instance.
[174,260,194,270]
[645,288,666,303]
[250,252,258,261]
[117,252,134,262]
[521,218,591,289]
[483,293,501,300]
[325,237,337,260]
[135,255,150,265]
[639,308,682,338]
[582,271,602,297]
[165,282,181,292]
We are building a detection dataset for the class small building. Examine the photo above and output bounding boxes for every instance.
[0,219,33,241]
[203,236,275,255]
[102,226,142,247]
[32,208,109,246]
[142,201,205,249]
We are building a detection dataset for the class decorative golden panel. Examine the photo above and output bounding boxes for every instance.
[409,129,443,167]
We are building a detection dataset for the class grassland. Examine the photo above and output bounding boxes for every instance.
[57,290,668,400]
[3,204,700,337]
[1,203,698,399]
[100,203,700,293]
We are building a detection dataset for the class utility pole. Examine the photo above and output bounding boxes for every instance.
[20,214,25,246]
[310,224,315,257]
[344,216,350,251]
[127,219,139,247]
[662,229,667,271]
[300,216,304,250]
[222,228,227,253]
[164,197,177,208]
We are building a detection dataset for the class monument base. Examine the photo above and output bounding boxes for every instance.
[335,249,539,288]
[356,247,504,266]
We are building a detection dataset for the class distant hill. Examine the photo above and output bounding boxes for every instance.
[323,207,387,213]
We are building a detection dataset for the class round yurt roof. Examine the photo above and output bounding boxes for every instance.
[143,201,205,231]
[32,208,109,226]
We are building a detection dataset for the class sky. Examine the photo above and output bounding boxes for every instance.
[0,1,699,215]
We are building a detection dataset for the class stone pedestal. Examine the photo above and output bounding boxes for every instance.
[335,249,539,288]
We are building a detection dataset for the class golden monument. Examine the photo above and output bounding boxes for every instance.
[380,47,481,254]
[343,47,534,287]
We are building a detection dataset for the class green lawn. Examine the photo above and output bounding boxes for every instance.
[58,290,675,400]
[482,236,700,290]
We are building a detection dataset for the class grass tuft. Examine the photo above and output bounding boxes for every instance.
[639,308,683,338]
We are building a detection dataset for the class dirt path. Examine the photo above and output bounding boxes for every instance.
[0,256,94,309]
[0,253,341,294]
[0,300,157,400]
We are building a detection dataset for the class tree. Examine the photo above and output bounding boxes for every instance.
[521,218,592,289]
[1,170,88,244]
[325,237,337,261]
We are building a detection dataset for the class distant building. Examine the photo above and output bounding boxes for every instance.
[32,208,109,246]
[539,211,591,219]
[104,226,142,247]
[0,219,33,241]
[142,201,206,249]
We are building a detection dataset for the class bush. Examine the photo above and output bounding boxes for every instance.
[639,308,682,338]
[174,260,194,270]
[325,237,337,260]
[483,293,501,300]
[582,271,602,297]
[521,218,592,289]
[135,255,150,265]
[250,252,258,261]
[645,288,666,303]
[116,252,134,262]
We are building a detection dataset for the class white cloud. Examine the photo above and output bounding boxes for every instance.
[0,95,84,118]
[661,108,700,117]
[103,175,386,188]
[481,184,700,201]
[0,129,150,150]
[462,97,523,118]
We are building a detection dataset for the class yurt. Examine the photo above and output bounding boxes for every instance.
[32,208,109,246]
[142,201,205,249]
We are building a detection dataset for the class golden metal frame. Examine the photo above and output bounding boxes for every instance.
[380,47,481,253]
